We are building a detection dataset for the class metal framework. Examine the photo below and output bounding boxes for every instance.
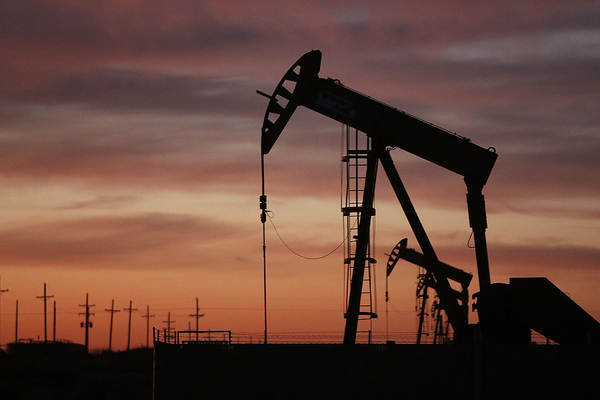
[259,50,496,344]
[342,125,377,343]
[259,50,600,345]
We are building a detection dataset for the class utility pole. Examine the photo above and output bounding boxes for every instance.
[14,300,18,343]
[0,276,8,349]
[141,305,155,348]
[37,283,54,343]
[261,153,269,345]
[189,298,204,341]
[53,301,56,342]
[163,312,175,344]
[79,293,95,353]
[105,300,120,352]
[123,300,138,351]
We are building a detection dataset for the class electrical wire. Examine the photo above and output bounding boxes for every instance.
[467,230,476,248]
[267,212,351,260]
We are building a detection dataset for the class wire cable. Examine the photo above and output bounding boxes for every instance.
[467,230,476,248]
[267,212,351,260]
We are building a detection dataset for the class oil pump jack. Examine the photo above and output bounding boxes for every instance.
[259,50,600,345]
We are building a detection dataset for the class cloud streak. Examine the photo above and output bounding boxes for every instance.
[0,212,241,269]
[11,69,264,115]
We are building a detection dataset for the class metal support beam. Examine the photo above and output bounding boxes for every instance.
[465,179,491,291]
[378,148,468,341]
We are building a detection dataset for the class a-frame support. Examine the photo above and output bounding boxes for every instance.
[343,142,469,344]
[378,146,468,342]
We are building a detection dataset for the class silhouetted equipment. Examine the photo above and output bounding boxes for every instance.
[260,50,496,344]
[260,50,600,345]
[154,329,232,345]
[387,238,472,343]
[342,125,378,341]
[396,238,471,314]
[473,278,600,344]
[153,50,600,400]
[431,298,450,344]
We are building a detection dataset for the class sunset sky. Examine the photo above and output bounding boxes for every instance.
[0,1,599,350]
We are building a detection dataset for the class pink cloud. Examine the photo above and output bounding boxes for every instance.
[0,213,242,269]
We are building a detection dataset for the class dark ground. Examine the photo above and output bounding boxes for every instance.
[0,348,153,400]
[3,342,599,399]
[154,342,600,400]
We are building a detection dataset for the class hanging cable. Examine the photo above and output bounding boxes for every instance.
[467,230,476,248]
[267,212,352,260]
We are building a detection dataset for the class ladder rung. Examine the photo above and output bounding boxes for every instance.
[344,131,377,324]
[342,207,376,216]
[342,155,369,162]
[357,312,378,318]
[347,150,370,155]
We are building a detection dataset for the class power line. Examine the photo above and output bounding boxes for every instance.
[267,212,351,260]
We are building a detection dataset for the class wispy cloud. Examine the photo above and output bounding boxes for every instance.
[53,195,140,210]
[0,213,241,268]
[11,70,263,115]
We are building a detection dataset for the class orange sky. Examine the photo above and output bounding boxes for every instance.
[0,0,599,350]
